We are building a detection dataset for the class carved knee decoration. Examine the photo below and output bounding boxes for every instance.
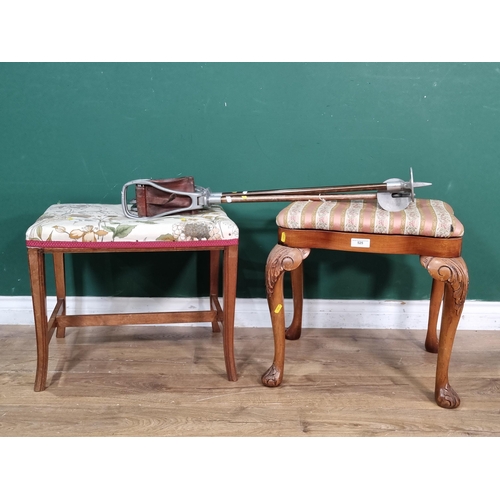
[265,245,310,297]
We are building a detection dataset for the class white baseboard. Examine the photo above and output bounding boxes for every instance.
[1,296,499,330]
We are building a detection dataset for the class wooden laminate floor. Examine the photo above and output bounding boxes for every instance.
[1,324,499,437]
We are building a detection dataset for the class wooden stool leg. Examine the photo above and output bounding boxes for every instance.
[209,250,221,333]
[425,279,445,353]
[222,245,238,381]
[28,248,49,392]
[421,256,469,409]
[262,245,310,387]
[285,263,304,340]
[53,253,67,338]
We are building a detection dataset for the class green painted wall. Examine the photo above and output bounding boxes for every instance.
[1,62,499,300]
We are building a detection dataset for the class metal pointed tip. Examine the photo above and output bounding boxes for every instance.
[413,181,432,188]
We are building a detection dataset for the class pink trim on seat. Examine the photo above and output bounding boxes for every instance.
[26,239,239,250]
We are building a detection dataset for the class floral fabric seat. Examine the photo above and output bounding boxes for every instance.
[26,203,239,249]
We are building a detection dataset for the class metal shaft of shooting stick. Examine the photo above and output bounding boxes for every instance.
[214,192,379,204]
[210,180,407,204]
[219,182,388,198]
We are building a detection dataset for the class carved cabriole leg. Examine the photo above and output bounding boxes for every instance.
[262,245,310,387]
[425,279,445,353]
[420,256,469,409]
[28,248,49,392]
[285,264,304,340]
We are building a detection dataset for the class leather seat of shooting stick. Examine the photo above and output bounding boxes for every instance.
[26,203,239,391]
[261,198,469,409]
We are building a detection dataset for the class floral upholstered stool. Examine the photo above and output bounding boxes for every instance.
[26,203,239,391]
[261,198,468,409]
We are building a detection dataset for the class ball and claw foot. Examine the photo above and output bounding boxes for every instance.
[436,383,460,409]
[262,364,283,387]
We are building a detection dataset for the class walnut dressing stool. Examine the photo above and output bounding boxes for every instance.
[261,198,468,409]
[26,203,239,391]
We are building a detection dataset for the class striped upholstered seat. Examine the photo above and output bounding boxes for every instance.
[276,199,464,238]
[262,196,469,409]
